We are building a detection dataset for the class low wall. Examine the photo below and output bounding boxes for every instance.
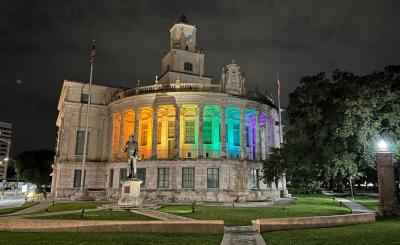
[0,219,224,234]
[252,213,375,233]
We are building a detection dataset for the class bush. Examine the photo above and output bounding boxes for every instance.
[288,182,322,194]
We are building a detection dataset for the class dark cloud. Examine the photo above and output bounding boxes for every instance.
[0,0,399,155]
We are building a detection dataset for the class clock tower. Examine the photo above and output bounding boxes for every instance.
[158,15,211,84]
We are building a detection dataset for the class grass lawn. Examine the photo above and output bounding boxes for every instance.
[37,201,109,213]
[0,202,39,215]
[32,210,156,220]
[159,195,350,226]
[1,232,223,245]
[264,217,400,245]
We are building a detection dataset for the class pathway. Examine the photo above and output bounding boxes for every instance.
[221,226,266,245]
[335,197,374,214]
[0,200,53,217]
[133,209,194,221]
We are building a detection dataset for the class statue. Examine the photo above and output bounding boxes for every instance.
[123,134,140,179]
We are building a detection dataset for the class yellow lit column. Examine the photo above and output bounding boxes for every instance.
[220,105,226,158]
[198,104,204,158]
[134,107,139,140]
[240,106,247,160]
[256,111,261,160]
[174,104,180,159]
[151,105,158,159]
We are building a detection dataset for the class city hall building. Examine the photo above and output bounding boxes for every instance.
[51,16,287,202]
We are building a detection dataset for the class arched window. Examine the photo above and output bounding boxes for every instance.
[184,62,193,72]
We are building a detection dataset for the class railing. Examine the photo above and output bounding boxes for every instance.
[111,83,275,107]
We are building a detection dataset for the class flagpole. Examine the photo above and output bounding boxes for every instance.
[277,73,283,146]
[80,39,95,191]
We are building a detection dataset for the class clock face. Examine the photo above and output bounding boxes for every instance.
[183,30,192,38]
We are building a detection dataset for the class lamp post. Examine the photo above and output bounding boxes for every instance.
[376,139,400,217]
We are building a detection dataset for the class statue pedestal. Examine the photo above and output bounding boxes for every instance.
[118,179,143,207]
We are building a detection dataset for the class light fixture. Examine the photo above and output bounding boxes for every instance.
[377,139,388,152]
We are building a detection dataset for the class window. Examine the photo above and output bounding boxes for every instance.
[137,168,146,187]
[204,121,212,144]
[182,168,195,188]
[158,168,170,188]
[207,168,219,188]
[246,126,250,147]
[119,168,127,187]
[184,62,193,72]
[184,120,195,144]
[108,169,114,188]
[140,124,148,146]
[75,131,90,155]
[168,121,175,139]
[81,93,89,103]
[233,124,240,146]
[73,169,86,188]
[157,122,162,144]
[250,169,259,189]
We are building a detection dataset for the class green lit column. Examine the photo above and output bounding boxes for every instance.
[240,106,247,160]
[220,105,226,158]
[198,104,204,158]
[174,104,180,159]
[151,105,158,159]
[256,110,261,160]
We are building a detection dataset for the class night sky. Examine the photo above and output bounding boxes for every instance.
[1,0,399,156]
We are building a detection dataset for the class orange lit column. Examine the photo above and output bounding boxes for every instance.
[134,107,139,140]
[240,106,247,160]
[151,105,158,159]
[220,105,226,158]
[256,110,261,160]
[174,104,180,159]
[198,104,204,158]
[118,112,124,159]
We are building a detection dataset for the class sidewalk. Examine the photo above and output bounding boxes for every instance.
[1,200,53,217]
[221,226,266,245]
[133,209,193,221]
[322,191,374,214]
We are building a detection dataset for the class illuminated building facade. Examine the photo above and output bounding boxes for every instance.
[51,16,287,202]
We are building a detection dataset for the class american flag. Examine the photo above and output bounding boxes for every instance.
[90,40,96,64]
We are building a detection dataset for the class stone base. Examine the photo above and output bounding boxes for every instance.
[118,179,143,207]
[280,189,291,198]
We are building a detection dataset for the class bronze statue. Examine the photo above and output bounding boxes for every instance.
[123,134,140,179]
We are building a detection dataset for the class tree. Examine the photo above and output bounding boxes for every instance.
[15,150,55,186]
[283,65,400,191]
[262,147,287,188]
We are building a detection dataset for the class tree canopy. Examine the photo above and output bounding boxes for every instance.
[15,150,54,185]
[267,65,400,188]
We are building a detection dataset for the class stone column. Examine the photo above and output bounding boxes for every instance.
[240,106,247,160]
[198,104,204,158]
[118,111,125,159]
[256,111,261,160]
[151,105,158,159]
[377,151,400,217]
[220,106,226,158]
[174,104,180,159]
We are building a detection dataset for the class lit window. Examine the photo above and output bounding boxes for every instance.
[207,168,219,188]
[204,121,212,144]
[75,131,90,155]
[119,168,127,187]
[246,126,250,147]
[233,124,240,146]
[184,62,193,72]
[140,124,148,146]
[184,120,195,144]
[168,121,175,139]
[157,122,162,144]
[182,168,195,188]
[158,168,170,188]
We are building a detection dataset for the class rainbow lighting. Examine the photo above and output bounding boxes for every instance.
[52,15,288,203]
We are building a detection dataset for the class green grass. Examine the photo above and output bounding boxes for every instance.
[32,210,156,220]
[264,217,400,245]
[350,196,379,213]
[38,201,109,213]
[0,202,39,215]
[159,194,350,226]
[1,232,223,245]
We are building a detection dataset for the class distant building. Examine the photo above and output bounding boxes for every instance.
[0,121,12,180]
[51,15,287,202]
